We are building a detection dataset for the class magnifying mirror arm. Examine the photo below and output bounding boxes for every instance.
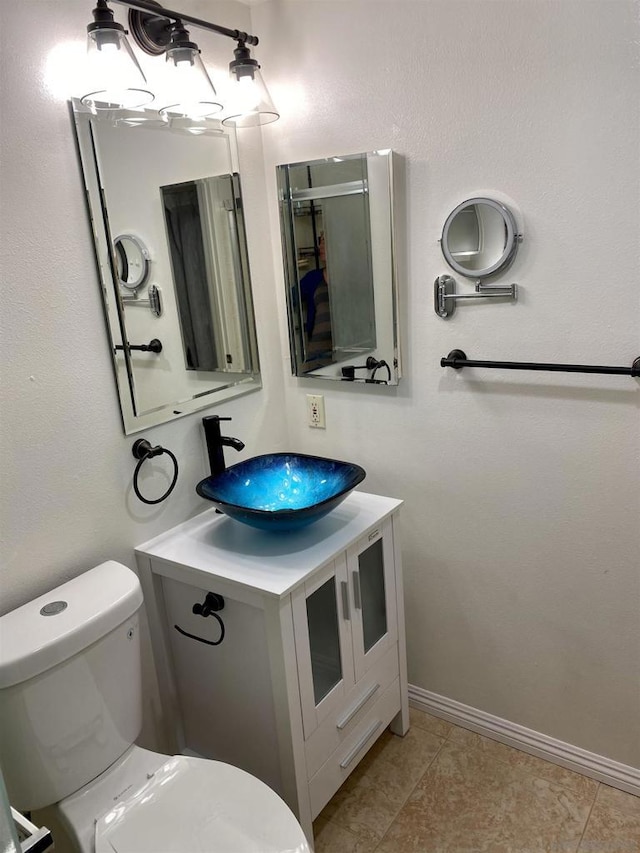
[434,275,517,319]
[450,289,517,299]
[474,281,518,296]
[120,284,163,317]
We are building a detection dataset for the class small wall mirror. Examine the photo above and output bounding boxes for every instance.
[72,102,261,434]
[441,197,520,279]
[277,150,401,385]
[114,234,150,290]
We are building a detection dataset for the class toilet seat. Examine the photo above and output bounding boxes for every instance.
[94,755,310,853]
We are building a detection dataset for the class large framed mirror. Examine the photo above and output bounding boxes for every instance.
[277,151,401,385]
[72,102,261,434]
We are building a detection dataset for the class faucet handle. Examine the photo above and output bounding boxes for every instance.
[203,415,231,422]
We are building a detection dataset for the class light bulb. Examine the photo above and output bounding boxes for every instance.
[94,30,119,52]
[235,75,261,111]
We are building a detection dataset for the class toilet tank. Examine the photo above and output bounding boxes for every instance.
[0,562,144,811]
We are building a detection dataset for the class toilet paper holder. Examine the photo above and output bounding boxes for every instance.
[174,592,226,646]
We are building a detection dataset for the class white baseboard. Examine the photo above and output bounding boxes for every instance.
[409,684,640,797]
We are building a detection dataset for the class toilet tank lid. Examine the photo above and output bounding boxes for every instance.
[0,561,143,689]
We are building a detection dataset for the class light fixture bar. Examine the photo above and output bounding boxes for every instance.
[111,0,259,46]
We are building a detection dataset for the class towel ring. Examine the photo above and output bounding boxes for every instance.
[131,439,179,504]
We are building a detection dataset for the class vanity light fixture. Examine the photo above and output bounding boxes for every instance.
[81,0,279,126]
[82,0,154,110]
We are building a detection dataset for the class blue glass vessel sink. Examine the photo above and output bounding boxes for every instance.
[196,453,366,532]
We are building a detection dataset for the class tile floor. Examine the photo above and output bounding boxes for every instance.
[313,707,640,852]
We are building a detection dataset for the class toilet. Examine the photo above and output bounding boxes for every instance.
[0,561,311,853]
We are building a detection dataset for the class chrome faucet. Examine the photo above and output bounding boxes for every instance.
[202,415,245,477]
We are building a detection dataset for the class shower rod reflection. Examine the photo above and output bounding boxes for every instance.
[441,349,640,377]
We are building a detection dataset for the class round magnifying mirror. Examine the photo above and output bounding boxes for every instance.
[441,197,520,278]
[114,234,151,290]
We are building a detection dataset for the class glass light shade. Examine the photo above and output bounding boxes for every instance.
[82,27,154,110]
[115,109,168,129]
[157,49,222,119]
[221,67,280,128]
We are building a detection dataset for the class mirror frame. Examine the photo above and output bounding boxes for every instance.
[71,101,261,434]
[441,196,520,279]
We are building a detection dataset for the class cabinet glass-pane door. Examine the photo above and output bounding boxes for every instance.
[293,556,356,737]
[349,518,398,680]
[306,576,342,705]
[358,538,387,653]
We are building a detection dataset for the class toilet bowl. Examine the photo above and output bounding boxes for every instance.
[0,562,310,853]
[60,747,309,852]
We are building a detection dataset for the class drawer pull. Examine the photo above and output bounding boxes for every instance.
[336,682,380,730]
[341,581,350,621]
[368,528,380,541]
[339,720,382,769]
[352,571,362,610]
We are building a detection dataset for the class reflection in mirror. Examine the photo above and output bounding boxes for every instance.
[441,197,520,279]
[277,151,401,385]
[71,102,261,433]
[161,174,254,374]
[114,234,150,290]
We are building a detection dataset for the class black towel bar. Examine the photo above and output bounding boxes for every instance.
[441,350,640,377]
[115,338,163,353]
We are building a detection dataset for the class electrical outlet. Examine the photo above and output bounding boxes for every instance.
[307,394,326,428]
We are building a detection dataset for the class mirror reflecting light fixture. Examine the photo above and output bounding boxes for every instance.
[77,0,279,126]
[157,22,223,118]
[222,41,280,127]
[81,0,154,110]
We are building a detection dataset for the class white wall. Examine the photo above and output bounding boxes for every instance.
[253,0,640,768]
[0,0,638,774]
[0,0,286,746]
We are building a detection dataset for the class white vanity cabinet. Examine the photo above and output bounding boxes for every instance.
[135,492,408,846]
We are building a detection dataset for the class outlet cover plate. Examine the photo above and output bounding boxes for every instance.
[307,394,326,428]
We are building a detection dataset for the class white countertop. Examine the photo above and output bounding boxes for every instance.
[135,491,402,598]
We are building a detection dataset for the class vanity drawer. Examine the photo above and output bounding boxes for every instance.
[308,677,401,819]
[304,643,399,778]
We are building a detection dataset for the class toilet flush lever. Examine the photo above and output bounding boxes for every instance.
[175,592,226,646]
